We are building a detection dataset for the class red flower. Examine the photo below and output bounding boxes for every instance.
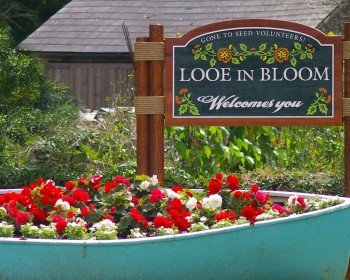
[30,208,49,223]
[52,215,66,223]
[0,195,4,206]
[110,206,117,214]
[153,216,172,228]
[67,212,74,219]
[215,173,223,181]
[89,175,102,186]
[166,198,183,213]
[297,197,307,209]
[112,175,130,186]
[104,182,118,194]
[81,207,90,216]
[251,183,259,194]
[149,188,166,203]
[8,207,19,218]
[241,206,257,222]
[15,212,30,225]
[88,203,95,211]
[78,176,87,185]
[72,189,89,203]
[131,196,139,205]
[65,181,76,190]
[227,175,239,191]
[104,215,114,222]
[174,217,190,232]
[208,178,223,195]
[171,185,183,193]
[215,211,236,221]
[55,220,67,233]
[62,196,75,206]
[40,195,50,206]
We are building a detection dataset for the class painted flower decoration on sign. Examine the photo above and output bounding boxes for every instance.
[274,47,289,63]
[176,88,200,116]
[192,42,315,68]
[306,87,332,115]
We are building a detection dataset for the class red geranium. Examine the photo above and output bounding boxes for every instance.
[72,189,89,203]
[149,188,166,203]
[241,206,257,222]
[15,212,30,225]
[153,216,172,228]
[227,175,239,191]
[208,178,223,195]
[55,220,68,233]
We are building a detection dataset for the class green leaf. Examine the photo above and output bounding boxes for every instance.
[239,44,247,51]
[291,57,297,67]
[175,141,187,156]
[194,53,200,60]
[203,146,211,158]
[300,53,306,60]
[189,106,200,116]
[135,174,150,181]
[232,58,240,64]
[179,105,188,115]
[319,104,328,115]
[210,57,216,67]
[306,105,317,115]
[266,57,274,64]
[200,54,207,60]
[259,43,267,51]
[307,52,313,59]
[294,42,302,50]
[205,43,213,51]
[245,156,255,166]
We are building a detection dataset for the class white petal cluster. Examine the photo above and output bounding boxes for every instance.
[55,199,70,211]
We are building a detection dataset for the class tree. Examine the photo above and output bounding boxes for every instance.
[0,0,71,43]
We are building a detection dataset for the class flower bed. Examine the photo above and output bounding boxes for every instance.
[1,174,350,279]
[0,174,343,239]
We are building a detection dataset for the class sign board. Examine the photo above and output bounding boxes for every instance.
[165,19,342,126]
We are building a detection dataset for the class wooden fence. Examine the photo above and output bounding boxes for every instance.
[45,62,135,110]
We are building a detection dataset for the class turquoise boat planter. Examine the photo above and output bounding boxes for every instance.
[0,190,349,280]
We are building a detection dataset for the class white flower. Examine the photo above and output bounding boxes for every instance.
[202,197,210,209]
[165,189,181,200]
[185,197,197,211]
[139,180,150,190]
[128,228,147,239]
[150,175,158,186]
[55,199,70,211]
[208,194,222,209]
[200,216,207,223]
[185,215,193,222]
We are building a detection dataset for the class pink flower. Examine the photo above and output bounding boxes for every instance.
[255,191,269,204]
[272,203,288,214]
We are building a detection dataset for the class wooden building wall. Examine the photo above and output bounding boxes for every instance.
[45,62,135,110]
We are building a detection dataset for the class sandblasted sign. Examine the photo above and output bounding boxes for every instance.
[165,19,342,126]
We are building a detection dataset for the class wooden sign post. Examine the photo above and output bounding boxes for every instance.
[134,19,349,196]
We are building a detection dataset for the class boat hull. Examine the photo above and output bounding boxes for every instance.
[0,191,349,280]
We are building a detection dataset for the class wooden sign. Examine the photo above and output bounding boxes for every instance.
[165,19,342,126]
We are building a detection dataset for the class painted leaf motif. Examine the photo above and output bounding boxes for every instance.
[266,57,275,64]
[189,106,200,116]
[210,57,216,67]
[319,104,328,115]
[239,44,247,51]
[294,42,302,50]
[179,105,188,115]
[205,43,213,51]
[259,43,267,51]
[194,53,200,60]
[300,53,306,60]
[307,52,313,59]
[306,105,317,115]
[232,58,240,64]
[201,54,207,60]
[291,57,297,67]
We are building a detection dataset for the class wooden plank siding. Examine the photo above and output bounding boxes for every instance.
[45,62,135,110]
